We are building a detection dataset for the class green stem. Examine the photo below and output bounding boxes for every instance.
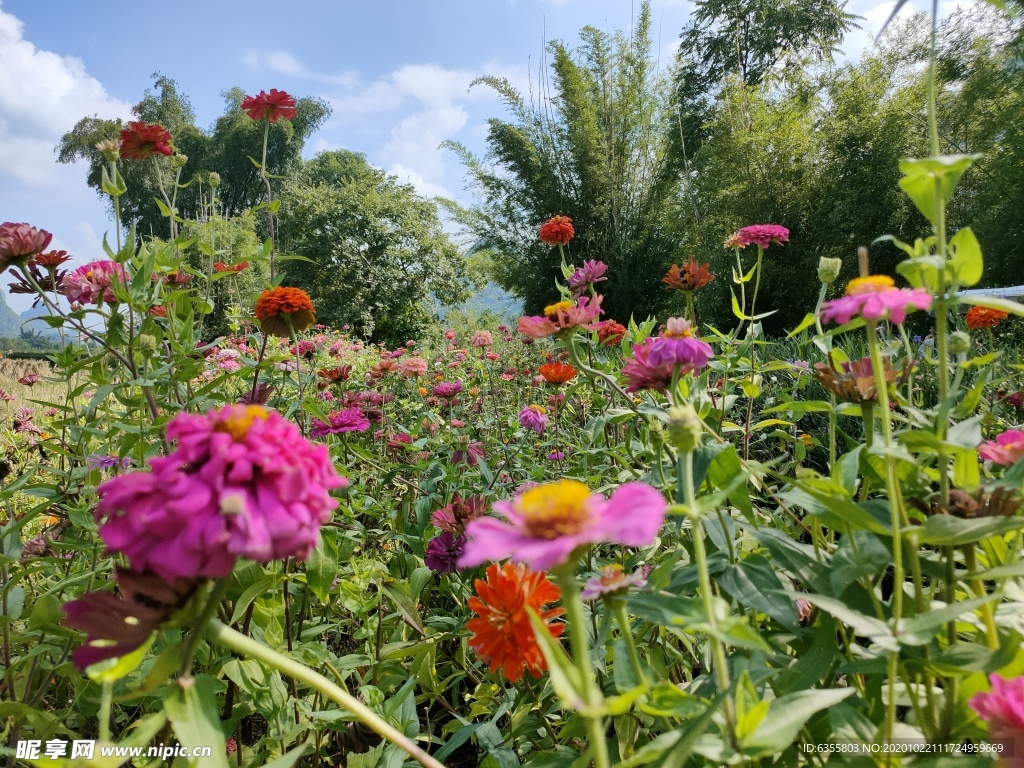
[613,602,646,686]
[180,578,232,676]
[207,619,446,768]
[99,680,113,742]
[552,566,610,768]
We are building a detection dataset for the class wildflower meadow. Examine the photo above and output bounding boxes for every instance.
[3,4,1024,768]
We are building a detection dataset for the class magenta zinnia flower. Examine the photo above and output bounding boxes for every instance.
[310,407,371,438]
[95,405,346,580]
[433,380,464,399]
[568,260,609,294]
[969,674,1024,761]
[621,337,673,393]
[646,318,715,371]
[519,404,549,435]
[61,260,126,305]
[733,224,790,250]
[518,295,603,339]
[459,479,667,571]
[979,429,1024,466]
[820,275,932,326]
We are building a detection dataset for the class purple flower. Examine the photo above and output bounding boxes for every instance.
[645,318,715,371]
[424,532,465,573]
[519,404,549,435]
[86,454,133,471]
[433,381,464,399]
[568,260,609,294]
[547,450,565,461]
[459,479,667,571]
[310,407,371,438]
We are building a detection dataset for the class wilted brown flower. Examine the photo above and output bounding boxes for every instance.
[813,354,911,404]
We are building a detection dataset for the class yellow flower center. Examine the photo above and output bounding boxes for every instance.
[216,406,269,440]
[529,404,547,415]
[517,479,593,539]
[845,275,895,296]
[544,301,575,320]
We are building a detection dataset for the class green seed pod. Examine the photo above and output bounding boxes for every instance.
[667,403,703,453]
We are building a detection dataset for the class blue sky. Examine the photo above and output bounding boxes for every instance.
[0,0,952,312]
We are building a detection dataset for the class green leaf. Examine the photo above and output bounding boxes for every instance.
[742,688,855,756]
[948,227,983,287]
[958,294,1024,317]
[897,595,1000,645]
[163,676,229,768]
[716,555,798,629]
[306,541,336,603]
[786,313,817,338]
[790,593,897,651]
[86,634,155,683]
[898,155,981,226]
[916,515,1024,546]
[261,746,309,768]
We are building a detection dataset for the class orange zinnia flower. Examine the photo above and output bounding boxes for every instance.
[538,362,578,385]
[254,287,315,337]
[965,306,1009,331]
[662,256,714,291]
[466,562,564,683]
[598,321,627,346]
[213,261,249,274]
[538,216,575,246]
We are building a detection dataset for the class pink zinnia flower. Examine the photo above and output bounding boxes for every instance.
[459,479,667,571]
[979,429,1024,466]
[433,495,487,534]
[0,222,53,266]
[646,318,715,371]
[519,404,549,434]
[471,330,494,348]
[734,224,790,250]
[820,275,932,326]
[452,441,485,466]
[969,674,1024,763]
[433,381,464,399]
[517,295,604,339]
[568,260,609,294]
[240,89,298,123]
[61,260,126,305]
[398,356,429,378]
[310,407,371,438]
[580,564,651,600]
[621,337,674,393]
[95,405,346,581]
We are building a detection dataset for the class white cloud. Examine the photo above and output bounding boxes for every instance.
[0,5,131,188]
[242,49,358,87]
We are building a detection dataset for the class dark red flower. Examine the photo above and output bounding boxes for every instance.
[241,89,298,123]
[119,122,173,161]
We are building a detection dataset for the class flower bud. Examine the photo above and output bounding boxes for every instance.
[667,403,703,453]
[648,417,665,451]
[95,139,121,162]
[949,330,971,355]
[137,334,158,354]
[208,171,221,188]
[818,257,843,285]
[170,153,188,169]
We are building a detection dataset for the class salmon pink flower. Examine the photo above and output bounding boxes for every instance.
[119,122,173,160]
[95,405,345,581]
[518,295,603,339]
[398,356,429,378]
[581,564,650,600]
[820,275,931,326]
[538,215,574,246]
[241,89,298,123]
[467,562,564,682]
[61,260,126,305]
[432,495,486,534]
[471,330,494,348]
[646,318,714,371]
[979,429,1024,466]
[459,479,667,570]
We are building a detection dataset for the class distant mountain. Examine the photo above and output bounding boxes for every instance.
[439,282,522,323]
[19,304,62,340]
[0,292,23,337]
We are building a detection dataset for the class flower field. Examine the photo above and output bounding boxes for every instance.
[3,59,1024,768]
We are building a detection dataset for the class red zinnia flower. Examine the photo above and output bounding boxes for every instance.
[598,321,627,346]
[213,261,249,274]
[538,216,574,246]
[538,362,578,385]
[254,287,316,337]
[663,257,715,291]
[241,89,298,123]
[119,122,173,161]
[965,306,1009,331]
[466,562,564,682]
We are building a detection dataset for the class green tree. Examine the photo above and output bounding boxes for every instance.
[56,75,330,240]
[444,0,685,324]
[278,150,471,344]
